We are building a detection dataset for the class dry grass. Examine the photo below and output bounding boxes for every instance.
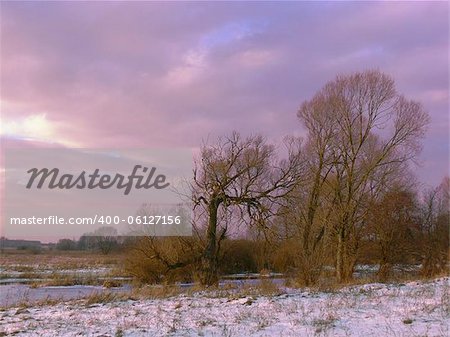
[239,279,283,297]
[84,292,127,306]
[0,249,130,287]
[130,284,183,300]
[0,249,124,271]
[3,280,286,310]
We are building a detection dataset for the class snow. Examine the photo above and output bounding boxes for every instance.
[0,277,448,336]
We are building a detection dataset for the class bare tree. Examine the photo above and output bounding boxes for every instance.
[297,70,429,282]
[92,226,118,255]
[419,177,449,277]
[367,187,419,281]
[192,132,304,285]
[279,95,340,285]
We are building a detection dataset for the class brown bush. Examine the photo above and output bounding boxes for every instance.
[124,236,200,284]
[270,240,298,275]
[218,239,261,275]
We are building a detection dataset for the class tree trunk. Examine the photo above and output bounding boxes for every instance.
[377,242,392,282]
[200,198,220,286]
[343,239,356,282]
[336,226,345,283]
[336,219,357,283]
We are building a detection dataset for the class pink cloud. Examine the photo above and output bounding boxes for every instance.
[0,1,448,186]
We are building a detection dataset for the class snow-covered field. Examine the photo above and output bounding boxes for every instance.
[1,277,448,337]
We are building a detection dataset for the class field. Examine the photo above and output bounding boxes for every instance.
[0,250,449,337]
[0,249,128,288]
[0,277,448,336]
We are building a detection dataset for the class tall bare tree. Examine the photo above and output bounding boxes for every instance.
[281,92,341,285]
[297,70,429,282]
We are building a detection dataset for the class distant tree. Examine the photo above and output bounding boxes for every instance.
[92,226,118,255]
[56,238,77,251]
[77,234,97,251]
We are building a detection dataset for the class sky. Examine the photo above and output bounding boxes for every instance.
[1,1,448,188]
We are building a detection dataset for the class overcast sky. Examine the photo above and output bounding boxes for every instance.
[1,1,448,187]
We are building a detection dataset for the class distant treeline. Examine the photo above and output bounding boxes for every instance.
[0,237,42,249]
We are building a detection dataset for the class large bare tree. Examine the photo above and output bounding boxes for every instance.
[297,70,429,282]
[192,132,304,285]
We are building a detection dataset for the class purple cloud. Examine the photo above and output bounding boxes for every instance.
[1,1,448,186]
